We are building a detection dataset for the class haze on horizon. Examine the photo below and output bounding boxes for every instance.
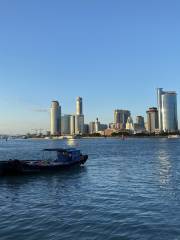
[0,0,180,134]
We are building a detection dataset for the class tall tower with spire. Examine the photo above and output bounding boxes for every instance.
[75,97,84,134]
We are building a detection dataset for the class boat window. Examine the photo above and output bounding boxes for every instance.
[43,151,57,161]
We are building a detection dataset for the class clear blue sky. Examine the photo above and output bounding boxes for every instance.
[0,0,180,134]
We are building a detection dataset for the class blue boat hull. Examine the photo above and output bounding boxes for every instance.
[0,155,88,176]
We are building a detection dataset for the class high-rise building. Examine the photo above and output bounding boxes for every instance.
[50,101,61,135]
[75,97,84,134]
[114,109,131,129]
[146,107,158,133]
[75,115,84,134]
[89,122,96,134]
[136,116,145,129]
[94,118,108,132]
[134,116,145,133]
[83,124,89,134]
[61,115,71,135]
[70,115,75,135]
[95,118,100,132]
[126,116,134,131]
[157,88,178,132]
[76,97,83,115]
[89,119,108,134]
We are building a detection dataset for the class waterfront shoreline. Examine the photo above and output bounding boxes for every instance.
[25,135,180,140]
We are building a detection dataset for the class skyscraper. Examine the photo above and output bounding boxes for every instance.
[136,116,145,129]
[146,107,158,133]
[75,115,84,134]
[89,122,96,134]
[126,116,134,131]
[61,115,71,135]
[157,88,178,132]
[70,115,75,135]
[76,97,83,115]
[75,97,84,134]
[50,101,61,135]
[114,110,131,129]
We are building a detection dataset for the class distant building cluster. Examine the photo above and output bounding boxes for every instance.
[50,97,84,136]
[50,88,178,136]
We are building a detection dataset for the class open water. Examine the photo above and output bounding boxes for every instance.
[0,138,180,240]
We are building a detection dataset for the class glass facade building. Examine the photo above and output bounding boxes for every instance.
[50,101,61,135]
[157,88,178,132]
[114,110,131,129]
[146,107,159,133]
[136,116,145,129]
[61,115,71,135]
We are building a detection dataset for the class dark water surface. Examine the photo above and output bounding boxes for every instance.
[0,138,180,240]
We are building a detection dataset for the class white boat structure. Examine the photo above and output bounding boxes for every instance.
[47,135,81,140]
[168,135,180,139]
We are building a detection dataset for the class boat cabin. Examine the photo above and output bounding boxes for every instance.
[43,148,81,162]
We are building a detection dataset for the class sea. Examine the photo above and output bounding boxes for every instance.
[0,137,180,240]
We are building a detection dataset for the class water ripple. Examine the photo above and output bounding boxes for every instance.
[0,138,180,240]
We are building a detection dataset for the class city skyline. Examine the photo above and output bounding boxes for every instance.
[0,87,179,134]
[0,0,180,133]
[51,88,178,137]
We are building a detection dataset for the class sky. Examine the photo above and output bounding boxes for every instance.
[0,0,180,134]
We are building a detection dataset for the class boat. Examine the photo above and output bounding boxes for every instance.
[0,148,88,176]
[168,135,180,139]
